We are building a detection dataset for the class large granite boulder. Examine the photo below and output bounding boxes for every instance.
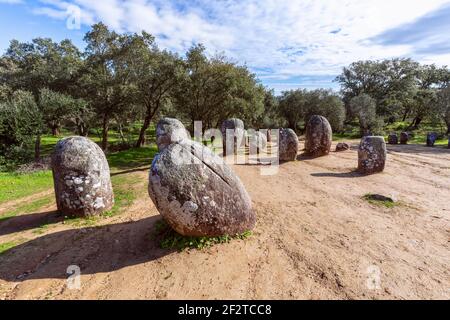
[221,118,245,156]
[156,117,189,151]
[358,136,387,174]
[305,115,332,156]
[400,132,409,145]
[388,133,398,145]
[426,132,438,147]
[279,128,299,161]
[148,140,255,237]
[51,136,114,217]
[335,142,350,152]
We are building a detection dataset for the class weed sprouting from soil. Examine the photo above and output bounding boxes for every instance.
[151,219,252,251]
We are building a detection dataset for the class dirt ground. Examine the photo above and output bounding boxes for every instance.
[0,141,449,300]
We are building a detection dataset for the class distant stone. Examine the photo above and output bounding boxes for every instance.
[51,136,114,217]
[148,140,255,237]
[156,117,189,151]
[279,128,299,161]
[388,133,398,145]
[248,130,267,153]
[335,142,350,152]
[426,132,438,147]
[358,136,387,174]
[221,118,245,156]
[305,115,332,156]
[267,129,272,143]
[400,132,409,145]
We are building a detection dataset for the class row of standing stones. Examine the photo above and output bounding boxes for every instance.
[51,115,389,236]
[388,131,450,148]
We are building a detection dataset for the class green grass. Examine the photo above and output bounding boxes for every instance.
[0,171,53,205]
[152,219,253,251]
[363,194,396,208]
[33,224,50,235]
[0,242,18,255]
[0,195,53,222]
[107,145,158,170]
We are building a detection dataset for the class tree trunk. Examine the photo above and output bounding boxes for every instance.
[118,123,126,144]
[101,114,109,151]
[51,125,60,136]
[34,135,41,162]
[446,122,450,135]
[136,116,151,148]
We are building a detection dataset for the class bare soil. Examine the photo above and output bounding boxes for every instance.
[0,141,449,300]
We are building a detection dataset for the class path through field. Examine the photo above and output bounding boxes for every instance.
[0,142,449,299]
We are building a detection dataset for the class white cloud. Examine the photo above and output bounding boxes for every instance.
[30,0,450,90]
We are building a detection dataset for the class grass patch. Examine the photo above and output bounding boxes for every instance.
[107,145,158,170]
[0,171,53,204]
[33,224,51,235]
[152,219,252,251]
[363,194,396,208]
[0,242,18,255]
[0,195,53,222]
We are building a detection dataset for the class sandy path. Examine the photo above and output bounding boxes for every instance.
[0,142,449,300]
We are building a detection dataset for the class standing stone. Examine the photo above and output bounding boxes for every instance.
[267,129,272,143]
[335,142,350,152]
[148,140,255,237]
[388,133,398,145]
[426,132,438,147]
[51,136,113,217]
[279,128,299,161]
[221,118,245,156]
[156,117,189,151]
[400,132,409,145]
[305,115,332,156]
[358,136,387,174]
[248,131,267,154]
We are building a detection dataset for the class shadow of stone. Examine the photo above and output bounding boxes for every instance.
[0,215,174,282]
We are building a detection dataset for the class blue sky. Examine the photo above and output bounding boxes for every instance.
[1,0,450,94]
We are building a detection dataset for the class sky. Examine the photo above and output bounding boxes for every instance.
[1,0,450,94]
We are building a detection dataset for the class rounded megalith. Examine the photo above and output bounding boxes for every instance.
[279,128,299,161]
[248,131,268,153]
[400,132,409,145]
[335,142,350,152]
[388,133,398,145]
[148,140,255,237]
[305,115,332,156]
[51,136,114,217]
[221,118,245,156]
[156,117,189,151]
[358,136,387,174]
[426,132,438,147]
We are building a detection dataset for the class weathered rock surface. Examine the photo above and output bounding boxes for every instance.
[156,117,189,151]
[148,140,255,237]
[51,136,114,217]
[388,133,398,145]
[305,115,332,156]
[358,136,387,174]
[426,132,438,147]
[335,142,350,152]
[400,132,409,145]
[248,130,268,153]
[221,118,245,156]
[279,128,299,161]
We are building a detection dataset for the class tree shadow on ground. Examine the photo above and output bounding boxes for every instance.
[386,144,450,155]
[106,145,157,170]
[0,215,173,282]
[0,210,61,236]
[111,166,150,177]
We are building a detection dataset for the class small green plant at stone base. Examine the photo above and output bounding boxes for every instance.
[152,219,252,251]
[0,242,18,255]
[363,193,396,208]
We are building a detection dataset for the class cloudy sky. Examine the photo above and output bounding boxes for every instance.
[1,0,450,93]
